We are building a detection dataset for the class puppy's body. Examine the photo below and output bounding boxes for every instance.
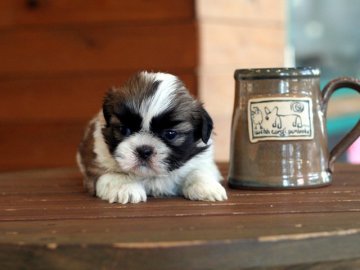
[77,72,227,203]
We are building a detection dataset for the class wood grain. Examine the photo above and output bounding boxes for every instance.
[0,122,85,170]
[0,72,197,122]
[0,164,360,269]
[0,0,195,26]
[0,23,197,76]
[1,212,360,245]
[0,235,359,270]
[0,163,360,221]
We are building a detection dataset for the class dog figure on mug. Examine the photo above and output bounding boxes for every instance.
[264,106,303,129]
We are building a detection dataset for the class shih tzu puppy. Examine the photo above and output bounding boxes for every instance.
[77,71,227,204]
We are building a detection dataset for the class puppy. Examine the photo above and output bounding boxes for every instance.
[77,71,227,204]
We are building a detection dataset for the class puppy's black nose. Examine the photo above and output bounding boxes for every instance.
[136,145,154,160]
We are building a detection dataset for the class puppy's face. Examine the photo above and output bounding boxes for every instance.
[101,72,213,177]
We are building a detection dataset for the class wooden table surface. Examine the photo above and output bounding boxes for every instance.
[1,163,360,269]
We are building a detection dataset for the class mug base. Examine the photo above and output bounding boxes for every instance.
[228,177,332,190]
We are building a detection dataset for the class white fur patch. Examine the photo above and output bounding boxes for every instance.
[114,132,170,177]
[176,145,227,201]
[182,174,228,202]
[96,173,147,204]
[140,72,179,130]
[143,145,226,201]
[94,140,227,203]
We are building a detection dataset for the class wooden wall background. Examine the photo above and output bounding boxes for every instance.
[0,0,288,170]
[0,0,198,171]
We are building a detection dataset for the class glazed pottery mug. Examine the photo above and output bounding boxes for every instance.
[228,67,360,189]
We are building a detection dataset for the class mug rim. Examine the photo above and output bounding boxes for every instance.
[234,67,320,80]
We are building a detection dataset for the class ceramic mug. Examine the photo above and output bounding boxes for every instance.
[228,67,360,189]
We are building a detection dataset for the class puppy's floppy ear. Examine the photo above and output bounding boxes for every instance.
[194,104,213,144]
[201,107,213,144]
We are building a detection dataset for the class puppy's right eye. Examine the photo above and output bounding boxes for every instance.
[120,126,132,136]
[163,130,178,141]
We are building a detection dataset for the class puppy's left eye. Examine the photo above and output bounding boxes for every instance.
[163,130,178,141]
[120,126,132,137]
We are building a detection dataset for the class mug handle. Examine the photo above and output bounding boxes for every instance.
[322,77,360,172]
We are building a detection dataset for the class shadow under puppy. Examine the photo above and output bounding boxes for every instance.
[77,71,227,204]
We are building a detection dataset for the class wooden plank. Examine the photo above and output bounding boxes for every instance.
[2,197,360,221]
[0,23,198,76]
[0,122,85,170]
[0,236,360,270]
[0,213,359,245]
[0,164,360,221]
[1,190,360,206]
[0,0,195,26]
[0,164,360,268]
[0,1,12,27]
[0,215,360,269]
[0,72,197,122]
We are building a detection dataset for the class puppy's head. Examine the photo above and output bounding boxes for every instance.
[101,71,213,177]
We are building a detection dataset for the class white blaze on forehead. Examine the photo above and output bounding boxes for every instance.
[140,72,179,130]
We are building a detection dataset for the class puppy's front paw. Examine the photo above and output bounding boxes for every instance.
[96,174,147,204]
[183,180,228,202]
[116,183,147,204]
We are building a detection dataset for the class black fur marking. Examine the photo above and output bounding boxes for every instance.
[102,104,143,154]
[165,137,209,171]
[150,109,182,133]
[150,108,210,171]
[192,106,213,144]
[200,107,213,144]
[113,105,142,132]
[101,127,119,154]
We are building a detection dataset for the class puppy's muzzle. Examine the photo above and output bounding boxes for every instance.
[136,145,154,160]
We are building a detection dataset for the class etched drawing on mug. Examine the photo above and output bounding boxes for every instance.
[248,97,314,142]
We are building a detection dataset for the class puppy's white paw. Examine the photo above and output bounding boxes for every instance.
[96,174,147,204]
[183,179,228,202]
[116,183,147,204]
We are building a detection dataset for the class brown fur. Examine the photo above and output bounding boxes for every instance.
[77,120,103,195]
[103,73,160,123]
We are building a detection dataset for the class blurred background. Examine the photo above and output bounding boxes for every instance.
[0,0,359,171]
